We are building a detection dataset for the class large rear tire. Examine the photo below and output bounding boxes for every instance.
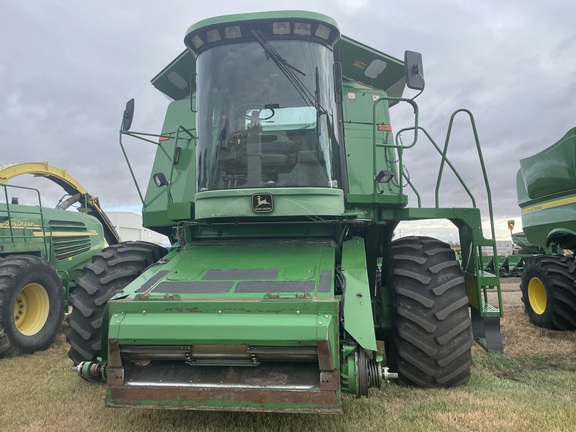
[66,241,168,365]
[0,256,65,358]
[520,255,576,330]
[386,236,472,388]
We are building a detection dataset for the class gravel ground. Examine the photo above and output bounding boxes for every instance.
[489,276,523,308]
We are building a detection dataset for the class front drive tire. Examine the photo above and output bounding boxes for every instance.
[66,241,167,366]
[386,236,473,388]
[0,256,65,358]
[520,255,576,330]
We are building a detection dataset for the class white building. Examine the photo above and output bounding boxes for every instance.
[107,212,168,246]
[482,240,512,256]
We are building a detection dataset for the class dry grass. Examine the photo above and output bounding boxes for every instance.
[1,304,575,432]
[499,307,576,356]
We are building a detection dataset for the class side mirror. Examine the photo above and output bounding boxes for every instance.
[404,51,425,90]
[122,98,135,131]
[153,172,169,187]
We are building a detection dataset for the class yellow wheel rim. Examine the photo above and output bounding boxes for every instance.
[13,283,50,336]
[528,277,547,315]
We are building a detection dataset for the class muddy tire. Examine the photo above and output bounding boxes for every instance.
[520,255,576,330]
[386,236,472,388]
[66,241,167,365]
[0,256,65,358]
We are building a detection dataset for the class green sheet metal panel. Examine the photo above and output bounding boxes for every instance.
[518,128,576,248]
[119,238,337,300]
[342,81,402,201]
[340,35,405,98]
[0,204,105,278]
[521,201,576,247]
[194,188,345,220]
[106,237,342,412]
[151,50,195,101]
[108,237,340,372]
[142,98,196,230]
[518,128,576,202]
[109,301,337,346]
[340,237,377,352]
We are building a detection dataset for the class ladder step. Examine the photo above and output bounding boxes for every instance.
[478,274,499,287]
[482,302,500,316]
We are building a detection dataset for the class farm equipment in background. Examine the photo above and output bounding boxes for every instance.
[0,163,119,357]
[480,222,557,278]
[68,10,503,413]
[516,128,576,330]
[498,234,531,277]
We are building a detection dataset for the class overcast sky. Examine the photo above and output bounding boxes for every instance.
[2,0,576,241]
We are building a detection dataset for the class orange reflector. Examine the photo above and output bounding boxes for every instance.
[508,224,514,230]
[158,134,171,142]
[378,124,392,132]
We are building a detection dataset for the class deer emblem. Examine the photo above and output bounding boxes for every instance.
[255,195,270,208]
[252,193,273,212]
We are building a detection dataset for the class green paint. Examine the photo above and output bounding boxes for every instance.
[0,196,106,302]
[109,8,504,412]
[340,238,377,352]
[517,128,576,248]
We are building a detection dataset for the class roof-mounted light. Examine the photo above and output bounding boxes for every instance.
[315,24,331,40]
[272,22,291,35]
[207,29,221,43]
[185,16,340,56]
[294,22,311,36]
[191,35,204,49]
[224,25,241,39]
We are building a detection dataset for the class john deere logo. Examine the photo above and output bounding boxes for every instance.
[252,193,273,213]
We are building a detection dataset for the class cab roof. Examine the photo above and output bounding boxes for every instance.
[151,13,405,101]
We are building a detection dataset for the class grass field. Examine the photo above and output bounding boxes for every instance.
[1,304,575,432]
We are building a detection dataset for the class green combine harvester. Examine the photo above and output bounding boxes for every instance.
[517,128,576,330]
[0,163,119,357]
[68,11,503,413]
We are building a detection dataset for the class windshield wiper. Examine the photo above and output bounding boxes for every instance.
[251,30,326,115]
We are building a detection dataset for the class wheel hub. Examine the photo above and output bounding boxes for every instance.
[528,276,547,315]
[13,283,50,336]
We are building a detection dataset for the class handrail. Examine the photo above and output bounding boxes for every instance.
[119,126,196,206]
[394,126,477,208]
[0,184,49,258]
[167,126,197,203]
[372,96,419,197]
[435,109,497,245]
[370,104,498,264]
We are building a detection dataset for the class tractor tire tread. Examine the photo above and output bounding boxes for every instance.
[0,256,64,358]
[66,241,167,365]
[520,255,576,330]
[388,236,473,388]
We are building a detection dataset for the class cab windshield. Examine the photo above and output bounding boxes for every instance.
[196,39,341,191]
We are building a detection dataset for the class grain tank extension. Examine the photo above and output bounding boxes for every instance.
[68,11,503,413]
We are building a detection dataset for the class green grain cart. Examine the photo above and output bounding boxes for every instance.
[0,163,119,357]
[68,11,503,413]
[517,128,576,330]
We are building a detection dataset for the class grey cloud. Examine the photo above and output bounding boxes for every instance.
[2,0,576,240]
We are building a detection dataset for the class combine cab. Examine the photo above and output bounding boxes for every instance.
[516,128,576,330]
[68,11,503,413]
